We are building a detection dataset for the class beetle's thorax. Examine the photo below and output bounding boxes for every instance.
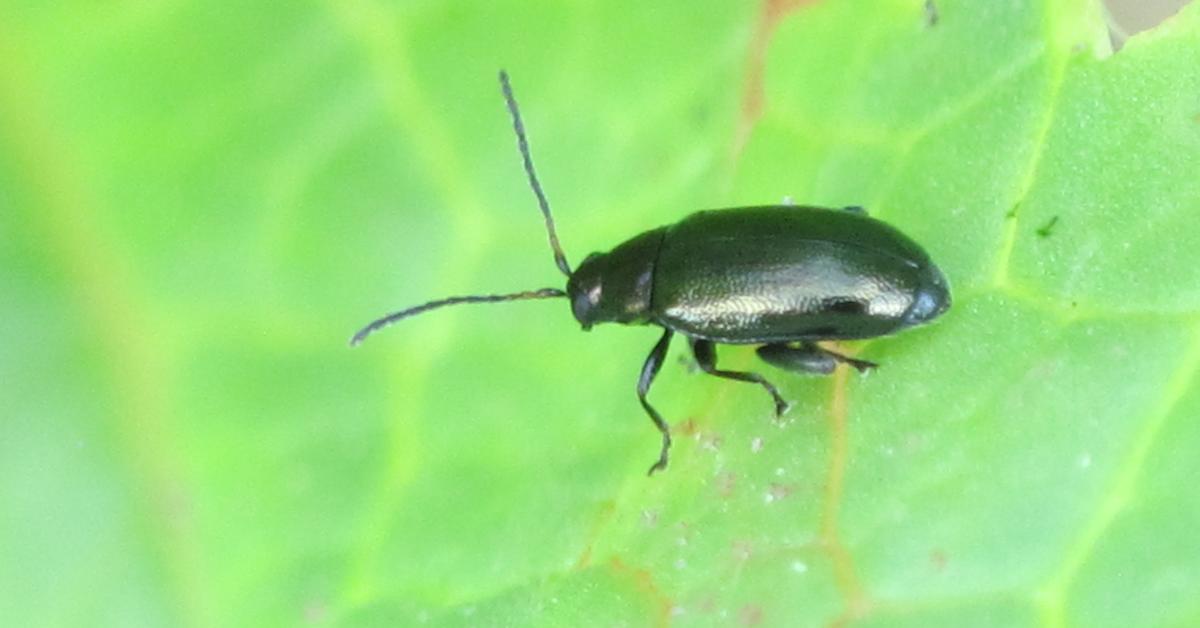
[567,227,666,329]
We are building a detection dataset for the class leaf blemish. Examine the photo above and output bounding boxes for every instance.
[765,483,795,503]
[923,0,939,28]
[732,539,753,562]
[930,549,948,572]
[739,604,764,626]
[717,471,738,497]
[1036,215,1060,238]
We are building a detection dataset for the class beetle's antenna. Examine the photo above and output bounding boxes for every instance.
[499,70,573,277]
[350,288,567,346]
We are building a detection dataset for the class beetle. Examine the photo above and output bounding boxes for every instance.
[352,71,951,475]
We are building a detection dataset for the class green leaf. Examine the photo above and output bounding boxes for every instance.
[2,0,1198,626]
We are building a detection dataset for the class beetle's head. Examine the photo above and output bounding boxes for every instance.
[900,263,951,328]
[567,253,605,330]
[566,233,658,331]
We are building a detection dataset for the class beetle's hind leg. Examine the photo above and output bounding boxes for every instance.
[639,329,675,476]
[757,342,877,374]
[690,339,790,417]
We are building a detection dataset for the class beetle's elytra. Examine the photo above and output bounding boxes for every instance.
[352,71,951,475]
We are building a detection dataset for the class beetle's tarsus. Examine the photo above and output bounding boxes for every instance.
[647,442,669,476]
[817,344,878,372]
[845,357,878,372]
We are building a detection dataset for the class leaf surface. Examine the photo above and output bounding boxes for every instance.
[1,1,1198,626]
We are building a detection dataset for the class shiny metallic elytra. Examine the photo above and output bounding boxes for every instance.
[352,71,952,476]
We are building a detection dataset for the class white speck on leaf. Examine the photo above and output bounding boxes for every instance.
[751,437,763,453]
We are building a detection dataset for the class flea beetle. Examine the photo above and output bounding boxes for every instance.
[352,71,951,475]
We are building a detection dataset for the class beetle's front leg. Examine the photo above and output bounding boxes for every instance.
[757,342,878,374]
[639,328,675,476]
[691,338,790,417]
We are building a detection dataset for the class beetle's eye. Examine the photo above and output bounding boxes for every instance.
[587,284,602,305]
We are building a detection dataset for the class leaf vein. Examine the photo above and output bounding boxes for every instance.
[1034,322,1200,626]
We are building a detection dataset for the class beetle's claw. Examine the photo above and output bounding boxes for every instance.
[774,400,792,418]
[647,456,668,476]
[647,434,671,476]
[847,357,879,373]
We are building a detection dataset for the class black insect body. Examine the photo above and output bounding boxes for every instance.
[352,71,952,475]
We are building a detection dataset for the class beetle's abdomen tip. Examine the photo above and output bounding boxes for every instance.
[902,266,951,326]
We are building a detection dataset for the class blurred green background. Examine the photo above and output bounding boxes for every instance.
[3,0,1199,626]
